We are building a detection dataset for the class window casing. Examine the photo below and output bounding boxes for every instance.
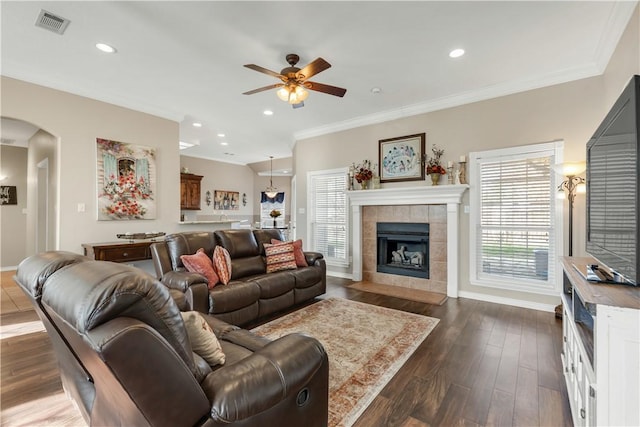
[307,168,349,267]
[469,141,563,295]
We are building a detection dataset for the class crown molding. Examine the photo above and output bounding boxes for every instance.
[294,63,602,142]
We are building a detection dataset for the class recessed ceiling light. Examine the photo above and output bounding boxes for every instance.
[192,122,202,127]
[371,87,381,94]
[217,133,225,137]
[96,43,117,53]
[220,142,229,146]
[263,110,274,116]
[449,48,465,58]
[179,141,194,150]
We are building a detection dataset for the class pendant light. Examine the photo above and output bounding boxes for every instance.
[265,156,278,198]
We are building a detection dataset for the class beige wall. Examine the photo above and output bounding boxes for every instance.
[0,145,28,267]
[293,5,639,307]
[1,76,181,255]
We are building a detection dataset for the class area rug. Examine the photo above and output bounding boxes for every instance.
[347,281,448,305]
[252,297,439,427]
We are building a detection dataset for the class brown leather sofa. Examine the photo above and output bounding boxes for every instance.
[150,229,326,326]
[15,251,329,427]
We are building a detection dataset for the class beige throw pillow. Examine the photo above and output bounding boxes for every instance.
[180,311,225,367]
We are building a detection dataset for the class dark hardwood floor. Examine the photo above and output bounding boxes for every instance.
[1,274,572,426]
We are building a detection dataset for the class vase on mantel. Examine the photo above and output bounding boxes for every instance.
[360,180,370,190]
[430,173,440,186]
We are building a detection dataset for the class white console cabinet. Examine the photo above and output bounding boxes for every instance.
[561,257,640,427]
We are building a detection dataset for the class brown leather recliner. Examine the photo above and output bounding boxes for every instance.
[151,229,326,326]
[15,251,329,427]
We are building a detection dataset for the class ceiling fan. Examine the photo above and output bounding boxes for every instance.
[243,54,347,108]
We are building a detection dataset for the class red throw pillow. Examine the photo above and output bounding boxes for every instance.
[180,248,219,289]
[213,246,232,285]
[264,242,298,273]
[271,238,308,267]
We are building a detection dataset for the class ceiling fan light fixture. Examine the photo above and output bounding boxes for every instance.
[291,86,309,104]
[276,87,290,102]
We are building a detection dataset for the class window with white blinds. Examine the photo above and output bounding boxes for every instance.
[469,142,563,294]
[307,168,349,267]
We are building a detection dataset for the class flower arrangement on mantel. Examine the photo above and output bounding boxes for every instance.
[426,144,446,175]
[354,160,374,185]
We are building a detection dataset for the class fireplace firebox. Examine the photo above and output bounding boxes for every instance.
[377,222,429,279]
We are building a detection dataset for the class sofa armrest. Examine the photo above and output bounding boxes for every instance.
[160,271,211,313]
[201,333,328,423]
[304,251,324,266]
[161,270,207,291]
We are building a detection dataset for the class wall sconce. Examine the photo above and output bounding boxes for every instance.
[242,193,247,206]
[205,190,212,206]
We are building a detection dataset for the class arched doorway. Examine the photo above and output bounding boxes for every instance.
[0,117,58,267]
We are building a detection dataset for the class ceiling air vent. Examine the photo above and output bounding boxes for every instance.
[35,10,70,35]
[1,138,16,145]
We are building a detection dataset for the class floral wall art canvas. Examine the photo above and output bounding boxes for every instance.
[96,138,156,220]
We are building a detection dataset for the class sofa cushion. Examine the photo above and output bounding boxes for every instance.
[213,246,232,285]
[231,256,266,279]
[180,249,219,289]
[264,242,297,273]
[271,238,308,267]
[289,267,323,289]
[40,260,198,377]
[209,281,260,314]
[214,230,260,258]
[253,272,295,299]
[166,232,216,271]
[253,229,285,255]
[181,311,225,367]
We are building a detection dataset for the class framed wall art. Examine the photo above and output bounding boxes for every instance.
[0,186,17,205]
[97,138,157,220]
[378,133,425,183]
[214,190,240,210]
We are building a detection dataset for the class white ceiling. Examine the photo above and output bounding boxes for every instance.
[1,1,636,165]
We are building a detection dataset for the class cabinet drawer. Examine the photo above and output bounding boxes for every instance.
[95,245,149,262]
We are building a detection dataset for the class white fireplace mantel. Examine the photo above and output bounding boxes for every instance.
[347,184,469,298]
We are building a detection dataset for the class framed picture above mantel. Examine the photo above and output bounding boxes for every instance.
[378,133,425,183]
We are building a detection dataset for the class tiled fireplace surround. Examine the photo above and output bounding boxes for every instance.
[348,185,469,297]
[362,205,447,293]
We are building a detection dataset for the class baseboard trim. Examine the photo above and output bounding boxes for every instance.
[327,271,354,280]
[1,266,18,272]
[458,290,557,313]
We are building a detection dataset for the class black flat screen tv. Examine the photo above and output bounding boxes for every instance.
[586,75,639,286]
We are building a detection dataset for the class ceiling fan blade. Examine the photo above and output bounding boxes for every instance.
[306,81,347,97]
[296,58,331,80]
[242,83,284,95]
[243,64,284,79]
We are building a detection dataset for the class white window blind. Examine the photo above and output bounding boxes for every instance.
[470,142,561,294]
[308,169,349,266]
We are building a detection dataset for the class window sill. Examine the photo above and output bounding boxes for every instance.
[470,276,559,296]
